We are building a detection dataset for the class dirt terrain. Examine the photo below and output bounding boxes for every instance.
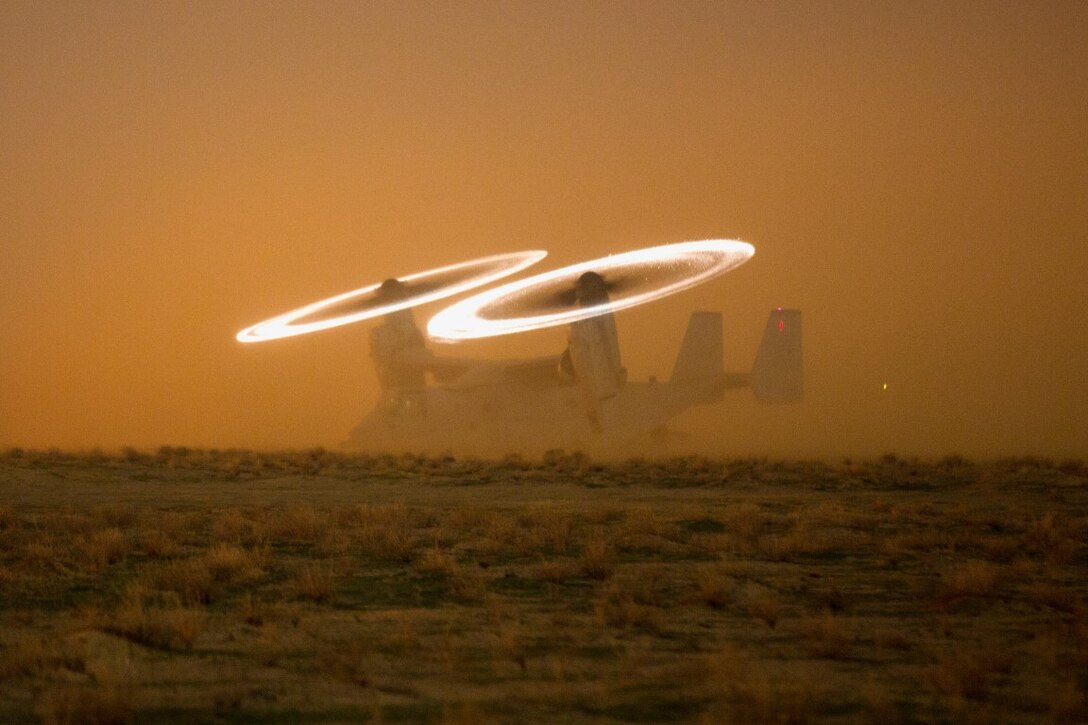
[1,448,1085,723]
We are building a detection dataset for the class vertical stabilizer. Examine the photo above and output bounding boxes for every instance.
[670,311,724,384]
[751,309,802,402]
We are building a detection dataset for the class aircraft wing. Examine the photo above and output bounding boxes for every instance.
[372,348,468,383]
[498,355,563,375]
[433,354,563,389]
[390,349,563,386]
[418,355,477,383]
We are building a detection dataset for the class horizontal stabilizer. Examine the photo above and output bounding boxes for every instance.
[751,309,802,403]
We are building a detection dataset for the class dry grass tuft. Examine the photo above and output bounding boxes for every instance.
[519,504,573,554]
[23,539,63,570]
[84,527,128,572]
[578,535,614,581]
[721,502,769,552]
[274,505,322,542]
[211,508,253,543]
[155,558,214,605]
[203,543,262,584]
[594,581,666,633]
[104,586,205,650]
[136,528,179,559]
[620,505,674,540]
[157,511,201,545]
[315,530,351,557]
[288,564,334,603]
[416,546,460,578]
[693,567,733,610]
[448,567,486,602]
[349,504,418,562]
[416,547,486,600]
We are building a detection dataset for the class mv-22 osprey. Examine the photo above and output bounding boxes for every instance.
[346,251,801,454]
[236,242,802,454]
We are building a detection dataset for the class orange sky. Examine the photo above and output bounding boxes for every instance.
[2,2,1086,457]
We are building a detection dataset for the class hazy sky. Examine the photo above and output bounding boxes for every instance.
[2,1,1086,457]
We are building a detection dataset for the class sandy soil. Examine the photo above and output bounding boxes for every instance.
[0,449,1085,723]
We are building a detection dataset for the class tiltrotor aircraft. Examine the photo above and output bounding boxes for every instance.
[236,241,802,454]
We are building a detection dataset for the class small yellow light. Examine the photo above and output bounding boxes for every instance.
[882,383,888,391]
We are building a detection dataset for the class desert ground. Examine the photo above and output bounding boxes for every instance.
[0,447,1085,723]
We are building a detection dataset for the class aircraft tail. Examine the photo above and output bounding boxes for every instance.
[751,309,803,403]
[670,312,724,401]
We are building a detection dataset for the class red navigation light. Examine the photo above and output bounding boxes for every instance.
[778,319,784,332]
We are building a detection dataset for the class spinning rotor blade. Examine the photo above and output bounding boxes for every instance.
[292,268,482,324]
[427,240,754,341]
[236,250,547,343]
[523,272,647,311]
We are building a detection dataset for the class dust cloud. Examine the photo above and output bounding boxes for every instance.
[2,3,1086,458]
